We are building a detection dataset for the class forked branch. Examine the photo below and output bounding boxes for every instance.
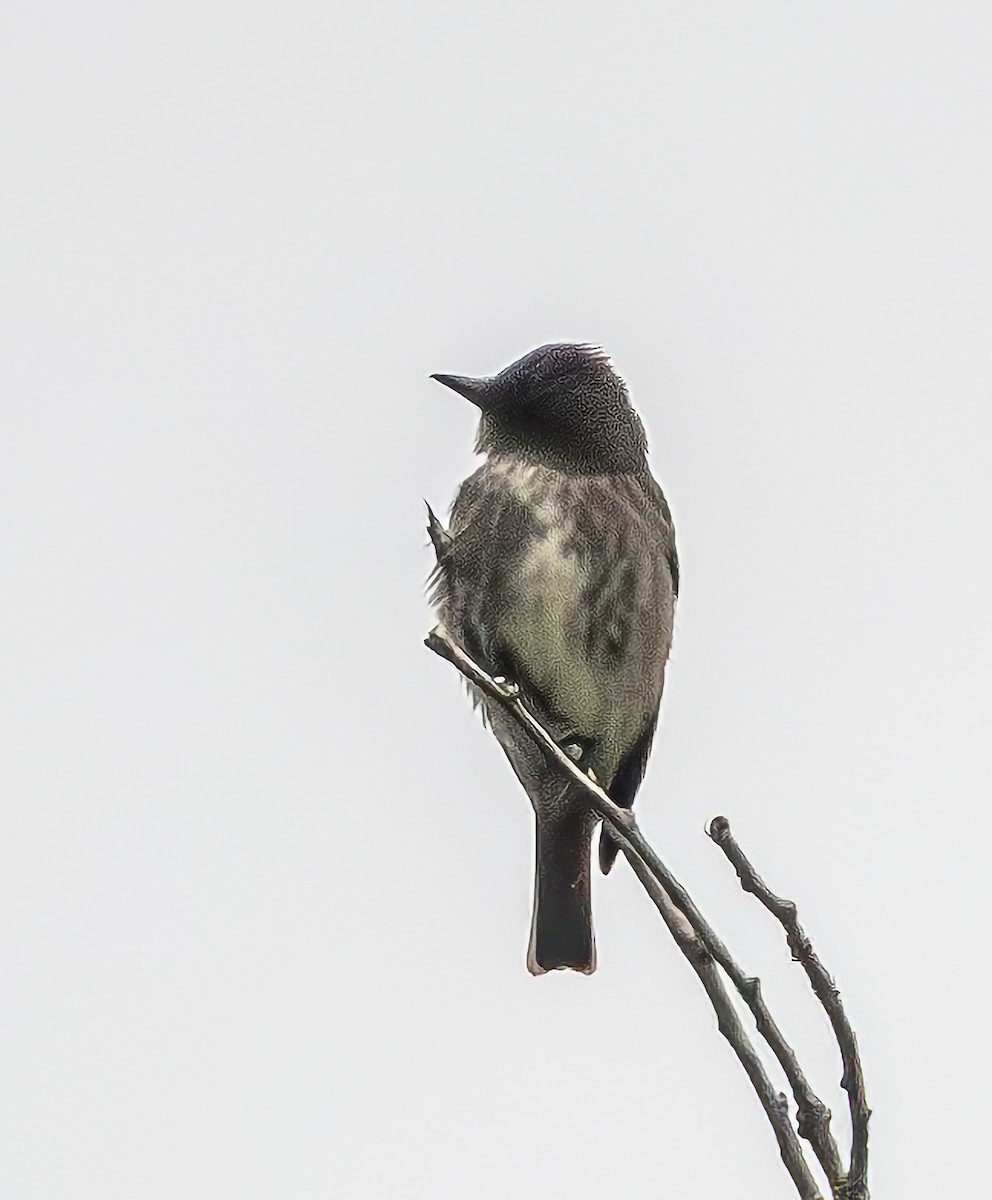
[709,817,870,1200]
[426,625,869,1200]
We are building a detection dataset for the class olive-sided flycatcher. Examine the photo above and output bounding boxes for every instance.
[429,344,677,974]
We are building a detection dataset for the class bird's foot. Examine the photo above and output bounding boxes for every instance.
[562,740,584,762]
[492,675,521,699]
[558,735,596,771]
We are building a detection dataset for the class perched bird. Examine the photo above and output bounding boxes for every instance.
[429,344,678,974]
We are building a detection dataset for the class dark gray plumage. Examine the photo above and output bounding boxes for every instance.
[429,344,677,974]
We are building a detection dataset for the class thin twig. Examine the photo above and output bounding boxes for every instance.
[426,626,825,1199]
[621,847,825,1200]
[709,817,870,1200]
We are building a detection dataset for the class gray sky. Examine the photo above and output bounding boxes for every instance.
[2,3,990,1196]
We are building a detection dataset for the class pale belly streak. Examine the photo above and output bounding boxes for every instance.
[492,461,648,768]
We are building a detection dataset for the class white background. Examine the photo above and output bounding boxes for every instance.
[2,4,990,1196]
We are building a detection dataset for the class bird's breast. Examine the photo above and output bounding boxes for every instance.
[494,470,614,733]
[446,455,672,766]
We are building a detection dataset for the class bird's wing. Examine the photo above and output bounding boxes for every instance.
[598,710,660,873]
[432,465,530,682]
[640,472,679,599]
[424,500,452,562]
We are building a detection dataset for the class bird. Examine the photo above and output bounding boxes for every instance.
[428,343,678,974]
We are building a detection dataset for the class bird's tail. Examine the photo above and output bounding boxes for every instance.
[527,809,596,975]
[598,822,622,875]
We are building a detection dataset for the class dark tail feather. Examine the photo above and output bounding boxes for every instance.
[598,822,621,875]
[527,809,596,975]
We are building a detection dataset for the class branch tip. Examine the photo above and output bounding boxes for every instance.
[708,815,730,839]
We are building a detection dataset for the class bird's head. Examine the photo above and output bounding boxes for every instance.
[431,343,648,474]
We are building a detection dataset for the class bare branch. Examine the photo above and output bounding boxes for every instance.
[425,626,828,1199]
[621,847,825,1200]
[709,816,871,1200]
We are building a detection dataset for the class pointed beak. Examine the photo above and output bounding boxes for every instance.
[430,373,491,407]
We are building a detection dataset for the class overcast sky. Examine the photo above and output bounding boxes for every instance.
[2,4,990,1197]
